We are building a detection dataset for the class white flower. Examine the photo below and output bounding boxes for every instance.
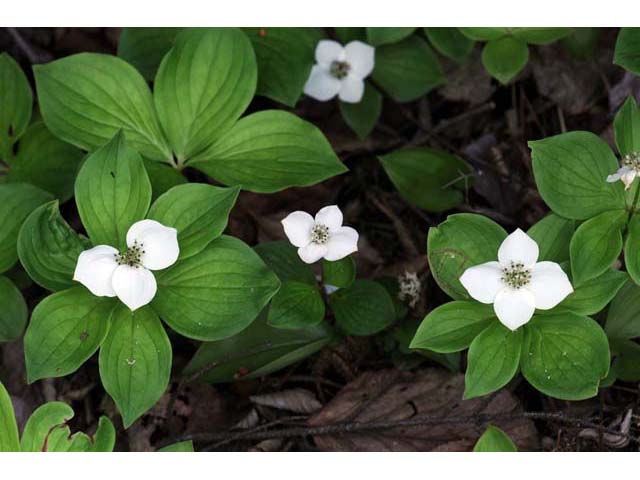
[303,39,375,104]
[459,228,573,331]
[607,153,640,190]
[281,205,358,264]
[73,220,179,312]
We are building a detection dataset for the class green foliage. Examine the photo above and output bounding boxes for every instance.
[0,276,27,343]
[339,83,382,139]
[18,200,91,291]
[530,131,625,220]
[555,270,627,316]
[366,27,416,46]
[0,381,20,451]
[613,96,640,156]
[474,425,517,452]
[322,256,356,289]
[117,27,183,80]
[527,213,575,263]
[158,440,194,452]
[424,27,475,64]
[267,281,325,329]
[328,280,395,336]
[243,27,323,106]
[614,27,640,75]
[427,213,507,299]
[184,312,335,383]
[605,281,640,341]
[74,131,151,250]
[0,53,32,161]
[379,147,471,212]
[99,305,171,428]
[255,241,317,285]
[481,36,529,85]
[372,36,444,102]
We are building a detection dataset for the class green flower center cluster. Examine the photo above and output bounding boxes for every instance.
[310,223,330,245]
[330,60,351,79]
[114,240,145,268]
[622,151,640,171]
[501,261,531,289]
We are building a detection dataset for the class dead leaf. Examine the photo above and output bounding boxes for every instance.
[440,50,494,106]
[250,388,322,414]
[308,368,538,451]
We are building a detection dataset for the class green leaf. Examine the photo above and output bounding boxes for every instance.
[605,280,640,340]
[561,28,600,60]
[410,301,496,353]
[521,313,610,400]
[184,312,335,383]
[158,440,194,452]
[0,276,27,342]
[458,27,509,41]
[189,110,347,193]
[372,36,444,102]
[427,213,507,300]
[554,270,627,316]
[379,147,470,212]
[510,27,571,45]
[90,416,116,452]
[624,214,640,285]
[569,210,625,286]
[474,425,517,452]
[99,305,171,428]
[20,402,74,452]
[0,52,32,160]
[339,82,382,139]
[147,183,239,260]
[143,159,187,202]
[254,240,316,285]
[24,287,115,382]
[18,200,90,292]
[529,131,625,220]
[34,53,172,163]
[424,27,475,64]
[334,28,366,44]
[75,131,152,250]
[154,28,256,162]
[0,381,20,452]
[243,27,323,107]
[611,339,640,382]
[267,281,325,329]
[366,27,416,46]
[153,235,280,341]
[117,27,183,81]
[0,182,54,273]
[613,96,640,156]
[527,213,575,263]
[328,280,395,336]
[614,27,640,75]
[6,122,84,202]
[322,256,356,288]
[481,37,528,84]
[464,321,522,399]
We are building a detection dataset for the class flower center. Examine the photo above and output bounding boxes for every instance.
[501,261,531,289]
[310,223,330,245]
[330,60,351,79]
[622,152,640,171]
[114,240,145,268]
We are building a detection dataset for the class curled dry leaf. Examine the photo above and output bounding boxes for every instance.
[308,368,538,451]
[250,388,323,414]
[577,409,633,449]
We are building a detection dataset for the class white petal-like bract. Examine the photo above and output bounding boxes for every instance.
[325,226,359,261]
[303,65,342,101]
[528,261,573,309]
[497,228,539,268]
[338,76,365,103]
[126,219,179,271]
[314,205,343,230]
[344,41,375,78]
[73,245,119,297]
[111,265,157,311]
[315,39,345,67]
[298,243,329,264]
[493,288,536,331]
[459,261,504,304]
[281,211,314,247]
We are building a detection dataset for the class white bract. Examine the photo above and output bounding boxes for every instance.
[459,229,573,331]
[282,205,358,264]
[73,220,179,312]
[303,39,375,104]
[607,152,640,190]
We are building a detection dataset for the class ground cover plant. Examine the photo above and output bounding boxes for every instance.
[1,26,640,452]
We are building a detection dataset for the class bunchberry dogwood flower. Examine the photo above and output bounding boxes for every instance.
[282,205,358,264]
[303,39,375,103]
[607,152,640,190]
[73,220,179,311]
[459,229,573,331]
